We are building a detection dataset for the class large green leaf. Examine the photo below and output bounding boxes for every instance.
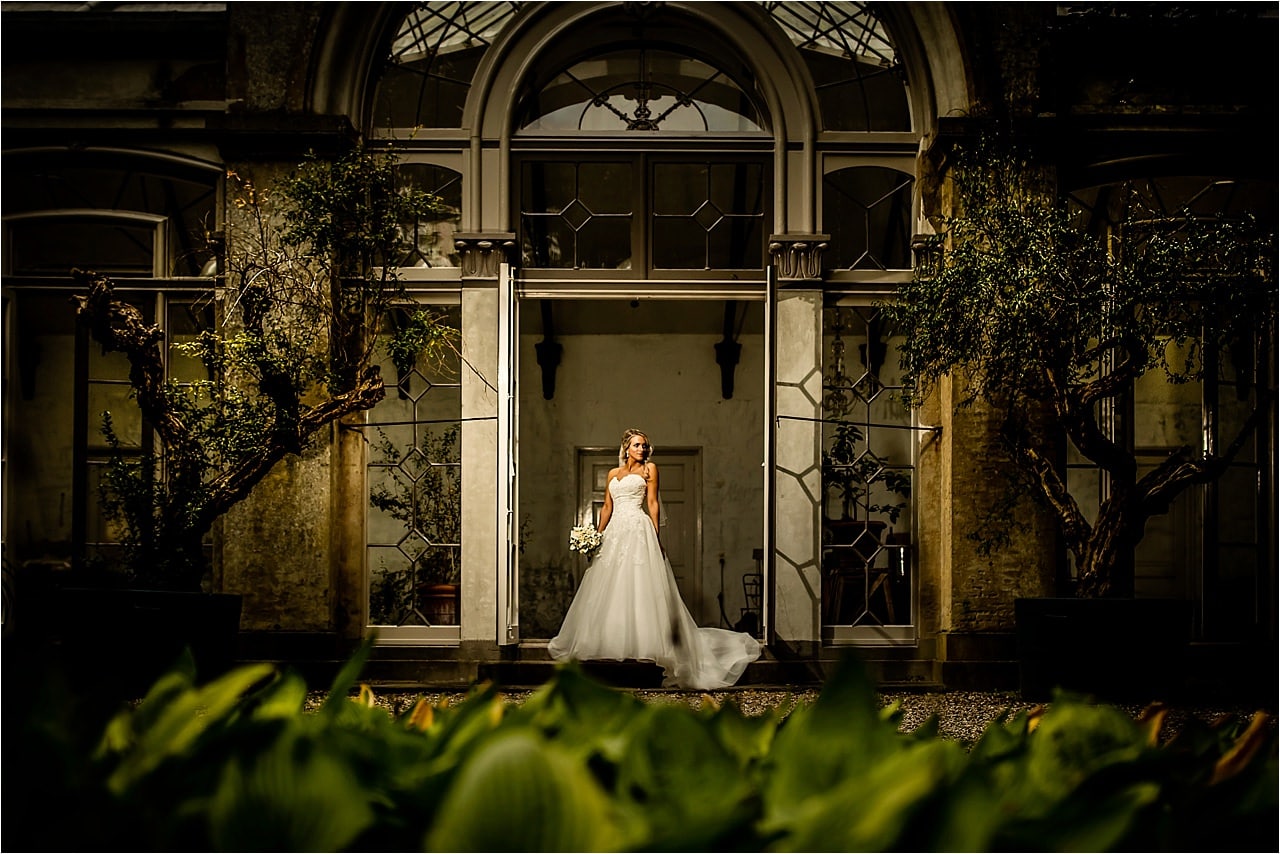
[761,653,903,828]
[426,730,630,852]
[612,704,760,849]
[208,731,377,851]
[104,662,276,794]
[771,740,967,852]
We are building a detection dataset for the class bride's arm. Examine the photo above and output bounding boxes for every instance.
[645,463,662,535]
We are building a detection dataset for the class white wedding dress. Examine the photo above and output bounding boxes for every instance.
[548,472,762,690]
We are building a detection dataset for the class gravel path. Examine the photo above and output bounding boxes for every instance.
[321,685,1275,744]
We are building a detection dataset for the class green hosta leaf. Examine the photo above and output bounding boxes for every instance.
[613,705,759,849]
[998,781,1161,852]
[208,732,376,852]
[420,683,508,762]
[243,670,310,721]
[706,699,780,765]
[104,662,275,794]
[771,740,967,852]
[426,730,629,853]
[762,653,903,826]
[516,662,647,756]
[920,770,1009,853]
[1024,700,1151,802]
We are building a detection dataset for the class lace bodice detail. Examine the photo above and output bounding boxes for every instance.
[608,472,649,516]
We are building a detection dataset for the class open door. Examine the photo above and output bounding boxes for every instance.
[497,261,519,645]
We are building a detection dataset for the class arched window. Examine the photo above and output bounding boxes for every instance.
[373,1,521,129]
[394,163,463,269]
[759,1,910,132]
[2,149,220,576]
[517,48,764,133]
[2,149,219,277]
[510,7,772,276]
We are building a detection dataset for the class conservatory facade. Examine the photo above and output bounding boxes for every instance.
[2,2,1275,688]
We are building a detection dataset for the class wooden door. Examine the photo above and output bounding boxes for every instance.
[577,448,703,620]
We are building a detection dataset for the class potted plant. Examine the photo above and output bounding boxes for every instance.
[55,144,456,694]
[881,133,1275,699]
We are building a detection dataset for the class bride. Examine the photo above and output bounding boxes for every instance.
[548,428,762,690]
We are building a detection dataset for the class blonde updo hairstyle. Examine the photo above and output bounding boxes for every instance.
[617,428,653,469]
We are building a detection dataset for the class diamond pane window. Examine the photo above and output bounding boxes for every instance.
[520,161,634,269]
[821,306,915,628]
[652,162,765,269]
[366,305,463,628]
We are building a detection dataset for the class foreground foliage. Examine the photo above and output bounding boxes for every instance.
[3,645,1274,852]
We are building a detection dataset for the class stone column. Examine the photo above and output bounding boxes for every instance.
[456,234,514,645]
[769,235,828,649]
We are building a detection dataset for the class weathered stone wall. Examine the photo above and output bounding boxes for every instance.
[938,381,1056,634]
[221,446,336,632]
[227,3,325,112]
[215,160,337,633]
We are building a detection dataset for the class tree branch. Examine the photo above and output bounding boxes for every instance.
[1135,403,1265,518]
[193,366,385,534]
[70,269,199,462]
[1011,436,1091,561]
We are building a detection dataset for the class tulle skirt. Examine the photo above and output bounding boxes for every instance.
[548,507,761,690]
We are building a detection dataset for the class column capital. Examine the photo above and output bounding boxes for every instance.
[454,233,517,280]
[769,234,830,283]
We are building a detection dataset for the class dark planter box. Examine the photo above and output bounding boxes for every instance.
[55,588,244,699]
[1015,597,1193,703]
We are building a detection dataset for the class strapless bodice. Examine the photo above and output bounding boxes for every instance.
[608,472,648,514]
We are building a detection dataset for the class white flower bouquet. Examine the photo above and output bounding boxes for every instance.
[568,523,603,559]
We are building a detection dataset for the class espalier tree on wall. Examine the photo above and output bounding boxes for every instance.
[882,136,1275,598]
[74,145,457,590]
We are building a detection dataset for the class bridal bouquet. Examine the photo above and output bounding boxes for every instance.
[568,523,603,559]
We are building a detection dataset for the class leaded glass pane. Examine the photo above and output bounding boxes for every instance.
[520,161,634,269]
[652,162,765,269]
[759,1,909,131]
[395,164,463,268]
[375,1,521,128]
[821,305,915,628]
[366,304,462,627]
[517,49,763,132]
[578,162,632,214]
[823,166,913,271]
